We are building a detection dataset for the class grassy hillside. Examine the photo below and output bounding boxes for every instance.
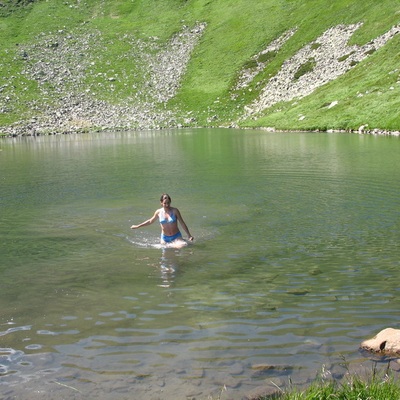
[0,0,399,134]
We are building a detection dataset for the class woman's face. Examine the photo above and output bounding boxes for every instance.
[161,197,171,208]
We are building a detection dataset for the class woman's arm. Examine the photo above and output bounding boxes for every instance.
[175,208,193,241]
[131,210,159,229]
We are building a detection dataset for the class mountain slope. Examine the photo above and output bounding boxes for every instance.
[0,0,399,135]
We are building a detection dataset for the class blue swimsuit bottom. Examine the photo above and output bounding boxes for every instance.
[161,231,183,243]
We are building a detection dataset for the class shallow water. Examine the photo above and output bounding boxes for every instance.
[1,129,399,399]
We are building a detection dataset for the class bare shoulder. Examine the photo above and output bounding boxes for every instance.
[173,207,184,219]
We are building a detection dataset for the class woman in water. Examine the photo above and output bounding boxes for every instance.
[131,193,193,246]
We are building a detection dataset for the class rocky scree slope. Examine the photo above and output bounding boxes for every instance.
[1,20,400,136]
[1,23,205,136]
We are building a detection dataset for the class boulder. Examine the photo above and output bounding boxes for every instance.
[361,328,400,354]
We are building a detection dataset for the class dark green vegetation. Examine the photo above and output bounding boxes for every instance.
[0,0,399,134]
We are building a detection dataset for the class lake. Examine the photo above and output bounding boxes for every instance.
[1,128,399,399]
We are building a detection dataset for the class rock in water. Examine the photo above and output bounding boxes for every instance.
[361,328,400,354]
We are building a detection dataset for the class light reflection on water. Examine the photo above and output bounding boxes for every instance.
[0,129,400,398]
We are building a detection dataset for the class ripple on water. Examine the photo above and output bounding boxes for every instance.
[0,325,32,337]
[0,348,25,377]
[1,130,399,398]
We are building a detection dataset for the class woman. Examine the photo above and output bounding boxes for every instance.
[131,193,193,246]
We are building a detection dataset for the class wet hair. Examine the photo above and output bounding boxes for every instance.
[160,193,171,202]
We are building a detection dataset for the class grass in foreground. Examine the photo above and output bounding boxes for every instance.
[273,365,400,400]
[278,378,400,400]
[209,365,400,400]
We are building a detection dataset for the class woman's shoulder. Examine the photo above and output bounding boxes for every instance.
[171,207,181,216]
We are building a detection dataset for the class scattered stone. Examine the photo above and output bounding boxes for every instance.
[251,363,294,372]
[1,20,399,137]
[233,28,297,91]
[244,384,281,400]
[287,288,310,295]
[245,23,400,116]
[327,100,338,108]
[309,267,322,275]
[251,363,295,380]
[212,374,241,389]
[0,23,206,137]
[358,124,368,133]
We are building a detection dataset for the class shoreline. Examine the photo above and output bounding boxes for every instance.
[1,124,399,139]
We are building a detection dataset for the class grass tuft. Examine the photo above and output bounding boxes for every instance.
[293,58,317,81]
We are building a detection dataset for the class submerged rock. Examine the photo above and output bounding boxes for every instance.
[244,384,281,400]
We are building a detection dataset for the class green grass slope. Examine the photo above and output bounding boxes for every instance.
[0,0,399,133]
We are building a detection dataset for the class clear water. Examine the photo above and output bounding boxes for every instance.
[1,129,399,399]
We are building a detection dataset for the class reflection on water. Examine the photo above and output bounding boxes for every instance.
[159,248,177,288]
[0,129,400,399]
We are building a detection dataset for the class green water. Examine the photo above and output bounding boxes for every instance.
[1,129,399,399]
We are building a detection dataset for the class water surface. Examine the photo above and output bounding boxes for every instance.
[1,129,400,399]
